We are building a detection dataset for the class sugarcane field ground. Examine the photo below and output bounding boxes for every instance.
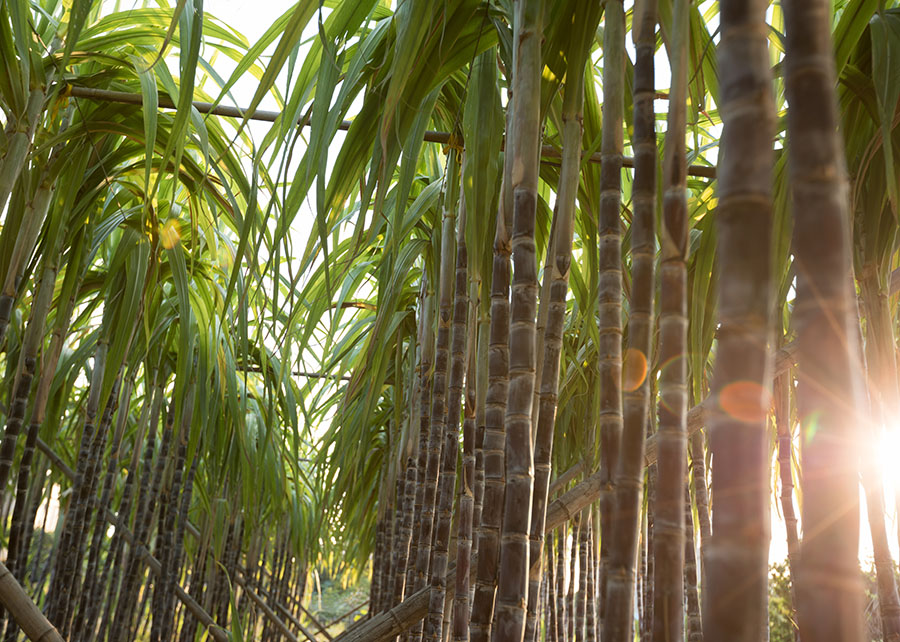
[3,0,900,641]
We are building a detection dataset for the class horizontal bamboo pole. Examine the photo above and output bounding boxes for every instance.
[0,561,64,642]
[234,573,324,642]
[233,560,331,639]
[547,460,583,496]
[324,600,368,630]
[333,567,457,642]
[67,85,718,178]
[232,575,302,642]
[237,365,352,381]
[295,600,334,640]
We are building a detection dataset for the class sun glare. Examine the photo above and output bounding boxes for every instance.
[877,425,900,493]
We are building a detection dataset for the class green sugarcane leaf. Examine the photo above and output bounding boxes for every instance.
[870,10,900,212]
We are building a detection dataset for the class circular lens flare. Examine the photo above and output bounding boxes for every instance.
[160,218,182,250]
[623,348,648,392]
[719,380,771,423]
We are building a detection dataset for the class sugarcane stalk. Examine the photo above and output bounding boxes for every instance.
[602,0,657,634]
[71,374,136,641]
[425,165,468,642]
[452,279,478,641]
[44,338,111,630]
[0,88,44,215]
[410,151,459,641]
[111,398,175,642]
[704,0,777,634]
[524,7,599,641]
[493,0,543,637]
[469,108,514,642]
[597,0,627,621]
[555,527,566,642]
[685,484,703,641]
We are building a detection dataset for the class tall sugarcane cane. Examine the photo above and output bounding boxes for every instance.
[567,516,578,642]
[524,6,600,640]
[688,431,710,587]
[704,0,776,635]
[385,470,403,611]
[97,383,161,642]
[596,0,627,619]
[425,164,468,642]
[179,524,211,642]
[469,97,515,642]
[591,507,600,642]
[4,226,84,613]
[652,0,690,636]
[44,337,111,630]
[453,280,478,641]
[0,247,71,635]
[643,463,656,640]
[472,311,489,579]
[371,483,388,614]
[684,484,703,641]
[575,508,589,642]
[546,530,558,642]
[784,0,866,636]
[62,378,121,634]
[0,179,75,495]
[71,374,136,641]
[159,381,198,642]
[602,0,656,634]
[493,0,543,638]
[396,280,430,610]
[111,399,175,642]
[410,150,459,640]
[395,457,418,606]
[406,278,435,617]
[556,525,567,642]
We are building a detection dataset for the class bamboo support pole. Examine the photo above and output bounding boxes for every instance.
[233,560,333,639]
[236,365,352,381]
[276,601,321,642]
[233,573,326,642]
[232,575,302,642]
[333,568,456,642]
[324,600,369,630]
[547,460,584,496]
[0,562,64,642]
[66,85,717,178]
[296,602,334,640]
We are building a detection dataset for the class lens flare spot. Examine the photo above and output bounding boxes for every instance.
[802,411,823,445]
[719,381,771,423]
[657,355,689,413]
[623,348,648,392]
[160,218,182,250]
